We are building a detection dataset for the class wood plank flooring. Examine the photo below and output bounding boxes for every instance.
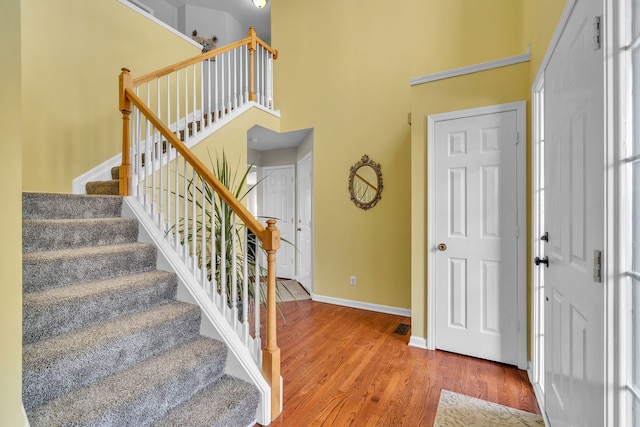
[258,300,540,426]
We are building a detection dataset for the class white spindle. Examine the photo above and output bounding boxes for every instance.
[227,51,231,113]
[191,168,197,272]
[201,180,208,287]
[244,46,249,104]
[231,213,238,326]
[175,70,180,140]
[210,190,217,302]
[182,158,188,260]
[254,236,260,338]
[192,64,197,136]
[242,227,249,343]
[220,205,227,315]
[184,68,189,141]
[220,54,225,118]
[206,60,211,126]
[233,48,238,109]
[214,58,219,122]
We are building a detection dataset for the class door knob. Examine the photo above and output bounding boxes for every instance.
[438,243,447,251]
[534,256,549,267]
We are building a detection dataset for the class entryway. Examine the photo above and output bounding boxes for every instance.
[427,102,527,369]
[247,126,314,292]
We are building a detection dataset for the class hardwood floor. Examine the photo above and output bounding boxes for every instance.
[258,300,540,426]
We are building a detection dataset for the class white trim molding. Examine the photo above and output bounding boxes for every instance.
[408,336,428,350]
[409,46,530,86]
[312,294,411,317]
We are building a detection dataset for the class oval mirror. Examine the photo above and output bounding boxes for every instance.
[348,155,383,210]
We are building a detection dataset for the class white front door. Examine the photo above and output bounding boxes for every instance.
[431,104,524,367]
[262,165,295,279]
[543,0,604,425]
[296,153,313,292]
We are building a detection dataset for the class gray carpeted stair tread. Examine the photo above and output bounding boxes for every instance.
[23,301,202,411]
[86,180,119,196]
[23,217,139,253]
[151,374,259,427]
[26,336,228,427]
[23,192,123,219]
[23,270,178,344]
[23,242,156,292]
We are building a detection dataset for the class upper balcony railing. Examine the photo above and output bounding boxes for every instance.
[118,28,281,423]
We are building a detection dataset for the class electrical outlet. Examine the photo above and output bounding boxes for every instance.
[350,275,357,285]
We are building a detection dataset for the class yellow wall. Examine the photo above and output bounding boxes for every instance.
[190,107,282,177]
[0,0,26,424]
[272,0,526,311]
[409,0,568,342]
[409,64,530,339]
[21,0,201,193]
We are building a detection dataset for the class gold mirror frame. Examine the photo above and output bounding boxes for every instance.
[348,154,383,210]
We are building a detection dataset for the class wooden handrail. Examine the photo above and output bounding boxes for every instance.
[132,28,278,87]
[120,30,281,419]
[124,86,269,241]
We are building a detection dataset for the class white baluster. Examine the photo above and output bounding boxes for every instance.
[184,68,189,141]
[210,190,217,304]
[220,204,227,316]
[214,56,219,122]
[234,48,239,109]
[182,158,188,261]
[244,46,249,104]
[201,180,208,289]
[231,213,238,327]
[242,226,249,344]
[227,50,232,113]
[191,168,197,273]
[220,53,225,118]
[254,236,261,341]
[175,70,180,141]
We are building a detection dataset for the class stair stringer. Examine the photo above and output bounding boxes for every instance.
[72,102,281,194]
[122,197,271,426]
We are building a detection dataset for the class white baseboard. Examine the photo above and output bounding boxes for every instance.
[408,335,429,350]
[312,294,411,317]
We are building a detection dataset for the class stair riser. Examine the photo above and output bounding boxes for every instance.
[23,218,139,253]
[23,306,202,411]
[91,350,226,427]
[23,272,178,345]
[23,244,157,293]
[23,193,123,219]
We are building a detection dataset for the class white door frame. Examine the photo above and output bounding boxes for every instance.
[530,0,618,424]
[427,101,527,370]
[296,152,314,293]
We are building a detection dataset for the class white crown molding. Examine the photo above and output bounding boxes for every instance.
[409,45,531,86]
[312,294,411,317]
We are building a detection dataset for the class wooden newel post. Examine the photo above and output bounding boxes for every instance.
[119,68,133,196]
[262,219,281,421]
[248,27,257,102]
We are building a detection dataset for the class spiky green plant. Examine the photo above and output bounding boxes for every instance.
[170,151,295,316]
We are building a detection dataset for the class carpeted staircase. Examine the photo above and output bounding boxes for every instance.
[22,192,259,427]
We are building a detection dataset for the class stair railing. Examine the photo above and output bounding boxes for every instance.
[118,28,281,422]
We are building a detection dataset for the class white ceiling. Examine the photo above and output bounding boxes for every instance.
[164,0,271,42]
[247,126,312,152]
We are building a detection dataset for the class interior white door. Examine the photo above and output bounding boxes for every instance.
[296,153,313,292]
[434,109,520,366]
[543,0,604,425]
[262,165,295,279]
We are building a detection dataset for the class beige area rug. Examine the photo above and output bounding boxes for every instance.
[276,279,311,302]
[434,390,545,427]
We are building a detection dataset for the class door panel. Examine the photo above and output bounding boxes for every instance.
[262,165,295,279]
[434,110,519,365]
[543,0,604,425]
